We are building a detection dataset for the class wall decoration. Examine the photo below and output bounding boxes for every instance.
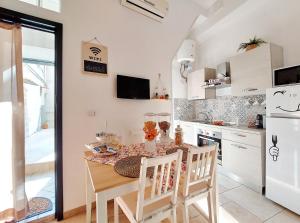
[82,39,108,75]
[269,135,279,161]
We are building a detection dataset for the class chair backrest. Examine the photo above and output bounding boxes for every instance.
[183,144,217,197]
[136,150,183,221]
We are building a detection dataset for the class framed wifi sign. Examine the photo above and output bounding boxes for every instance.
[82,41,108,75]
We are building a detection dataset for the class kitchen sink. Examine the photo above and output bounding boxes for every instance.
[190,120,211,124]
[191,120,235,126]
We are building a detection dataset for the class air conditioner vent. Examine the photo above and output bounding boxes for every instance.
[121,0,169,22]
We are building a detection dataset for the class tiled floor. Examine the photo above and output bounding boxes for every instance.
[24,128,56,221]
[25,129,55,164]
[50,173,300,223]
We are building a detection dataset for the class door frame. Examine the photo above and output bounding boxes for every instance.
[0,7,64,220]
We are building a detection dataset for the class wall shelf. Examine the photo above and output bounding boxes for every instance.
[150,98,171,101]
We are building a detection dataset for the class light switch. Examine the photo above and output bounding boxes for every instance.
[88,111,96,117]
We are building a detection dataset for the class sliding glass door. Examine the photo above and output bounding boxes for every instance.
[23,27,56,221]
[0,7,63,221]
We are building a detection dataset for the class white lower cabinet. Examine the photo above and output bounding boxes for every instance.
[174,121,266,192]
[222,139,263,191]
[180,122,197,146]
[222,129,262,147]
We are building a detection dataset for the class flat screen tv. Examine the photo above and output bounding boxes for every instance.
[117,75,150,99]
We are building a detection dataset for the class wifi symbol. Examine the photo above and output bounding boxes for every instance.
[90,47,101,56]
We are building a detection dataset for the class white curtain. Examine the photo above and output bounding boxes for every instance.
[0,22,28,222]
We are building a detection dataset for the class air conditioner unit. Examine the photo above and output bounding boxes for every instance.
[121,0,169,22]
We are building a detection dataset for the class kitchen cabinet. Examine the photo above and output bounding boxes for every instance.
[187,68,216,100]
[173,121,266,192]
[223,140,262,190]
[222,129,262,147]
[230,43,283,96]
[222,130,266,193]
[180,121,197,146]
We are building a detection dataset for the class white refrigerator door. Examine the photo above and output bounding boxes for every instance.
[266,85,300,116]
[266,117,300,214]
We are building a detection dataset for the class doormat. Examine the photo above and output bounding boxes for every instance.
[26,197,53,219]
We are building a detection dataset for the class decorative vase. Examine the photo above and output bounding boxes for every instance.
[145,139,156,153]
[41,122,48,129]
[246,44,257,51]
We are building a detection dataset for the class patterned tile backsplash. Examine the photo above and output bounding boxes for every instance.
[174,95,266,125]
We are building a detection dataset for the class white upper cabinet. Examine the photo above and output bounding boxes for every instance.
[187,68,216,100]
[230,43,283,96]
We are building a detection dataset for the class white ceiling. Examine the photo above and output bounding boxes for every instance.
[192,0,219,10]
[190,0,248,37]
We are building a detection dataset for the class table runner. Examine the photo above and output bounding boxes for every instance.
[85,141,192,166]
[85,142,195,190]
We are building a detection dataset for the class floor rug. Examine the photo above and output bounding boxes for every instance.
[26,197,53,219]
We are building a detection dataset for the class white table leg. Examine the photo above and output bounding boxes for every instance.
[96,192,107,223]
[86,167,93,223]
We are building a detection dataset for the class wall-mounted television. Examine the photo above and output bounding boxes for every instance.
[117,75,150,100]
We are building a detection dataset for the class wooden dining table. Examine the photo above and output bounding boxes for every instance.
[85,144,219,223]
[85,151,139,223]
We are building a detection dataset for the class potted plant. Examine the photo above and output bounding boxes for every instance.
[238,36,267,52]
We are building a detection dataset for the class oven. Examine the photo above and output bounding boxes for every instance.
[197,128,222,165]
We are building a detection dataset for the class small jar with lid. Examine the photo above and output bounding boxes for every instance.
[157,113,171,144]
[175,125,183,146]
[143,113,158,152]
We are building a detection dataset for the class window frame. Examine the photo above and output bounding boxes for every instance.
[19,0,61,13]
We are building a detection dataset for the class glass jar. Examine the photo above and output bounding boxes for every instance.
[143,113,158,151]
[157,113,171,144]
[175,125,183,146]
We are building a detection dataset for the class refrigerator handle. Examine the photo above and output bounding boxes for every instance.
[270,113,300,119]
[269,135,280,162]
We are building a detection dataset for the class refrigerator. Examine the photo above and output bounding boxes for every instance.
[266,85,300,215]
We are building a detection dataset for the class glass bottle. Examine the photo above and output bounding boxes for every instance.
[175,125,183,146]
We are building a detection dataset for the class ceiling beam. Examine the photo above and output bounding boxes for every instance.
[192,0,210,17]
[190,0,248,41]
[208,0,224,16]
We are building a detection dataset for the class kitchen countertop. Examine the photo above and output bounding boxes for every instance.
[176,120,266,135]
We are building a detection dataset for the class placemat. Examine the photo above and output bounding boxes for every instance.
[114,156,154,178]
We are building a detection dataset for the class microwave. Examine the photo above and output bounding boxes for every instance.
[273,65,300,87]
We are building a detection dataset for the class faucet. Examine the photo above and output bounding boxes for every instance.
[198,112,213,123]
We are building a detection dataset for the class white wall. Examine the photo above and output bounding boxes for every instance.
[192,0,300,69]
[0,0,201,211]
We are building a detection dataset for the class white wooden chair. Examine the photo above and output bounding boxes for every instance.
[114,150,183,223]
[180,145,218,223]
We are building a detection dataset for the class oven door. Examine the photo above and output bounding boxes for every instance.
[197,134,222,165]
